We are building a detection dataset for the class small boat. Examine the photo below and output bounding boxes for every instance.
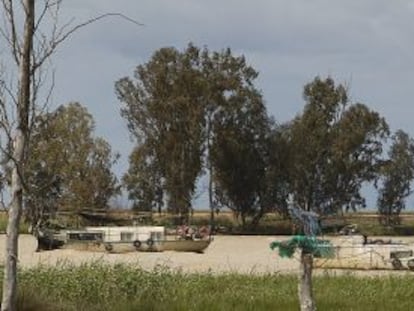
[36,225,212,253]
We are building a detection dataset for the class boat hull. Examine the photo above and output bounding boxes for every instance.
[161,239,211,253]
[37,236,211,253]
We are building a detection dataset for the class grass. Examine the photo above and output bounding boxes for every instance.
[7,262,414,310]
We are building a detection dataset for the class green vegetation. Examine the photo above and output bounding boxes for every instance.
[116,44,208,219]
[116,65,414,229]
[116,44,281,226]
[8,263,414,311]
[25,102,120,229]
[377,130,414,226]
[288,77,389,214]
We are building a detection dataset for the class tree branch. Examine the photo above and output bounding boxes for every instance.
[1,0,21,65]
[32,12,144,73]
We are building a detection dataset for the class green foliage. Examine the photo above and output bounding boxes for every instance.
[117,53,395,226]
[25,103,120,226]
[207,53,271,226]
[6,263,414,311]
[116,44,205,219]
[262,122,292,217]
[122,145,164,213]
[117,44,284,225]
[377,130,414,226]
[287,76,389,214]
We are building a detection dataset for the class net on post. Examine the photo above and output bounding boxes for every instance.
[270,206,334,258]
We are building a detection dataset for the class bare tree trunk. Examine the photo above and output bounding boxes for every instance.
[1,1,34,310]
[1,131,25,311]
[298,250,315,311]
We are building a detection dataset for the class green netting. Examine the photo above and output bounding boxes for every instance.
[270,235,335,258]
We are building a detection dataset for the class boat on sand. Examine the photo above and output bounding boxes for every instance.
[37,225,212,253]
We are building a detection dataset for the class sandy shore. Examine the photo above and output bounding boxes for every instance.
[1,235,414,275]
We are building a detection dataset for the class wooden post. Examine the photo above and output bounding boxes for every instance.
[298,250,316,311]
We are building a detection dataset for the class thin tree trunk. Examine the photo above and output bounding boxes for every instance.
[1,1,34,310]
[298,250,315,311]
[1,131,25,311]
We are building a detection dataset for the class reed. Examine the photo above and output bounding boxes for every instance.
[9,262,414,310]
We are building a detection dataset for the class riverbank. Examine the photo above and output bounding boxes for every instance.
[1,234,414,276]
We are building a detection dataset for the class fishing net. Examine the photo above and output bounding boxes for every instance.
[270,205,334,258]
[288,206,321,236]
[270,236,335,258]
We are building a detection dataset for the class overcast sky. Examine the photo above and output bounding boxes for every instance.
[45,1,414,208]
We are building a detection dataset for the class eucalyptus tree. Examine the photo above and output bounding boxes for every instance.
[377,130,414,225]
[116,44,205,219]
[25,103,120,226]
[288,77,389,214]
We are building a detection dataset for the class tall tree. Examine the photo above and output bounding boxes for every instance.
[116,44,205,220]
[377,130,414,225]
[0,3,34,308]
[25,102,120,228]
[288,77,389,213]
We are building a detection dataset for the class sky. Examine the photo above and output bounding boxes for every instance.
[29,0,414,208]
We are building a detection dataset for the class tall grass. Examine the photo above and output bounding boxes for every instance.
[9,263,414,310]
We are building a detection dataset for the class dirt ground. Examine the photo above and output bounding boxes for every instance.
[1,234,414,276]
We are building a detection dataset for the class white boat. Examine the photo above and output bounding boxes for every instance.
[314,234,414,271]
[37,225,212,253]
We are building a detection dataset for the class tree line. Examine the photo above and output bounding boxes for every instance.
[116,43,414,227]
[18,43,414,229]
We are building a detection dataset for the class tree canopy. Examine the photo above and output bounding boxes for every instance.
[25,102,120,227]
[116,44,205,219]
[116,45,404,223]
[116,44,284,224]
[287,77,389,214]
